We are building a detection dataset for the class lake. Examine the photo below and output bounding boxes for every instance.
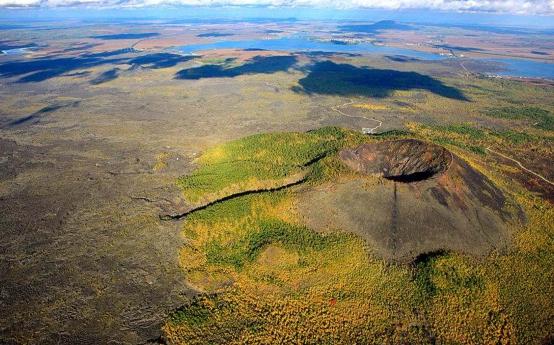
[178,37,444,60]
[488,58,554,79]
[178,36,554,80]
[0,47,32,55]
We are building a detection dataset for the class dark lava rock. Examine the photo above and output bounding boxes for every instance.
[300,139,523,262]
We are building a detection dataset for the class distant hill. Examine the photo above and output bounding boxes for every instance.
[338,20,413,34]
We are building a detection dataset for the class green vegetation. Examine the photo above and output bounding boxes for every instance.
[434,123,486,139]
[434,137,487,155]
[415,123,488,155]
[374,129,411,138]
[170,298,214,326]
[493,130,535,144]
[177,127,365,203]
[411,121,553,156]
[414,252,484,300]
[165,127,554,344]
[205,218,346,270]
[166,188,422,344]
[484,106,554,131]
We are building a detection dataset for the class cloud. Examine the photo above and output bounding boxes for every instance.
[1,0,553,15]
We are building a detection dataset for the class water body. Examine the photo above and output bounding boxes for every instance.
[0,47,31,55]
[179,37,444,60]
[178,36,554,80]
[487,58,554,79]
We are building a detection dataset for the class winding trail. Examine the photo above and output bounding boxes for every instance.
[486,146,554,186]
[331,98,383,134]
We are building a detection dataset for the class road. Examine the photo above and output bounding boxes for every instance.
[331,98,383,134]
[486,146,554,186]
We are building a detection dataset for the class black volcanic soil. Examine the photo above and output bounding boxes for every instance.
[300,139,523,262]
[0,137,194,345]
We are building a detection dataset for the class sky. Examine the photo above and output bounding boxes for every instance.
[0,0,554,16]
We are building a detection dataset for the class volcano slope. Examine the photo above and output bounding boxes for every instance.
[301,139,519,262]
[163,127,553,344]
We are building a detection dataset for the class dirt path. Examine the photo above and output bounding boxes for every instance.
[486,146,554,186]
[459,60,471,78]
[331,98,383,134]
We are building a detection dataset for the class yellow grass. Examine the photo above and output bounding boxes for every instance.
[352,103,388,111]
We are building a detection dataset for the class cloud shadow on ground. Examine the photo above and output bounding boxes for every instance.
[129,53,196,69]
[293,61,468,101]
[5,101,80,128]
[0,51,195,83]
[174,55,297,80]
[90,68,119,85]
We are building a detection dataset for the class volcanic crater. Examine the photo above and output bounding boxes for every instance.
[300,139,523,262]
[339,138,452,182]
